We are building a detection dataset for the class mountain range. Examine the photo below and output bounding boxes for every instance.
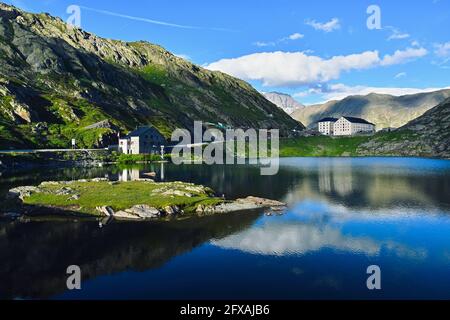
[290,90,450,130]
[262,92,305,115]
[0,3,301,149]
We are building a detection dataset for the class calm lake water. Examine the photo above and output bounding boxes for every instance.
[1,157,450,300]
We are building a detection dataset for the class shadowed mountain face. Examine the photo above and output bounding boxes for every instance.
[262,92,305,116]
[291,90,450,130]
[358,98,450,158]
[0,3,301,149]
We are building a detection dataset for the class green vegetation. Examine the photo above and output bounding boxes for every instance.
[23,181,223,215]
[279,131,420,157]
[279,135,372,157]
[138,64,170,86]
[366,130,416,143]
[0,94,125,149]
[117,153,170,164]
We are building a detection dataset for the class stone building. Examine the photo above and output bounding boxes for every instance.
[119,126,166,154]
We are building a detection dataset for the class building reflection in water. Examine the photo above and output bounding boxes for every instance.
[118,162,166,182]
[118,168,140,182]
[318,162,354,196]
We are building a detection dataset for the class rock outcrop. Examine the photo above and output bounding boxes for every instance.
[358,98,450,158]
[196,196,287,215]
[262,92,305,116]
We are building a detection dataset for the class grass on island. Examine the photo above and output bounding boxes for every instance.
[23,181,224,216]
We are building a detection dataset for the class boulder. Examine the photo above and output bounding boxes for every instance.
[237,196,286,208]
[96,206,114,217]
[125,205,160,219]
[8,186,40,200]
[39,181,61,187]
[163,205,180,216]
[68,194,80,201]
[113,210,142,220]
[55,187,74,196]
[162,190,193,197]
[196,196,286,214]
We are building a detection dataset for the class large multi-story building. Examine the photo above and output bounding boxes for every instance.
[317,116,376,136]
[317,117,338,135]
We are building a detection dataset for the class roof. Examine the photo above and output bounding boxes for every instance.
[342,116,375,125]
[318,117,338,123]
[125,126,161,138]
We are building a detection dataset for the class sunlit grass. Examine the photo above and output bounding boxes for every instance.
[24,181,223,215]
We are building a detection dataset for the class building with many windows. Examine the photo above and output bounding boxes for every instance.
[333,117,376,136]
[317,117,338,135]
[317,116,375,136]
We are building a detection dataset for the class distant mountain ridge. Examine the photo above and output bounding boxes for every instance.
[291,90,450,130]
[262,92,305,115]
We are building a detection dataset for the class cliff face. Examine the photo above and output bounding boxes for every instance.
[262,92,305,115]
[0,3,301,148]
[358,98,450,158]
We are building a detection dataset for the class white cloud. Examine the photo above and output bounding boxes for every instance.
[434,42,450,57]
[394,72,407,79]
[254,32,304,47]
[212,222,426,259]
[380,47,428,66]
[306,18,340,32]
[294,83,450,103]
[254,41,276,47]
[386,27,410,41]
[206,47,428,87]
[287,33,304,40]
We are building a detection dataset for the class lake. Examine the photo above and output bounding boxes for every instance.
[1,157,450,299]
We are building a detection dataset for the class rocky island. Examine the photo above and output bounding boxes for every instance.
[6,179,286,220]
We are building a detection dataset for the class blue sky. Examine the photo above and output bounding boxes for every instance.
[4,0,450,104]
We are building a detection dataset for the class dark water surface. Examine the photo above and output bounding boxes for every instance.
[1,157,450,299]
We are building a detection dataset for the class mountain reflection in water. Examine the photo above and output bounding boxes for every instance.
[0,157,449,299]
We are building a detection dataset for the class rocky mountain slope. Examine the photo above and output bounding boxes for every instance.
[262,92,305,115]
[0,3,301,149]
[292,90,450,130]
[358,98,450,158]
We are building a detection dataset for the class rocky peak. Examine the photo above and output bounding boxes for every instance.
[263,92,305,115]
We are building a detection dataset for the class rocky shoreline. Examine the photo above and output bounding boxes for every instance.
[4,179,286,221]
